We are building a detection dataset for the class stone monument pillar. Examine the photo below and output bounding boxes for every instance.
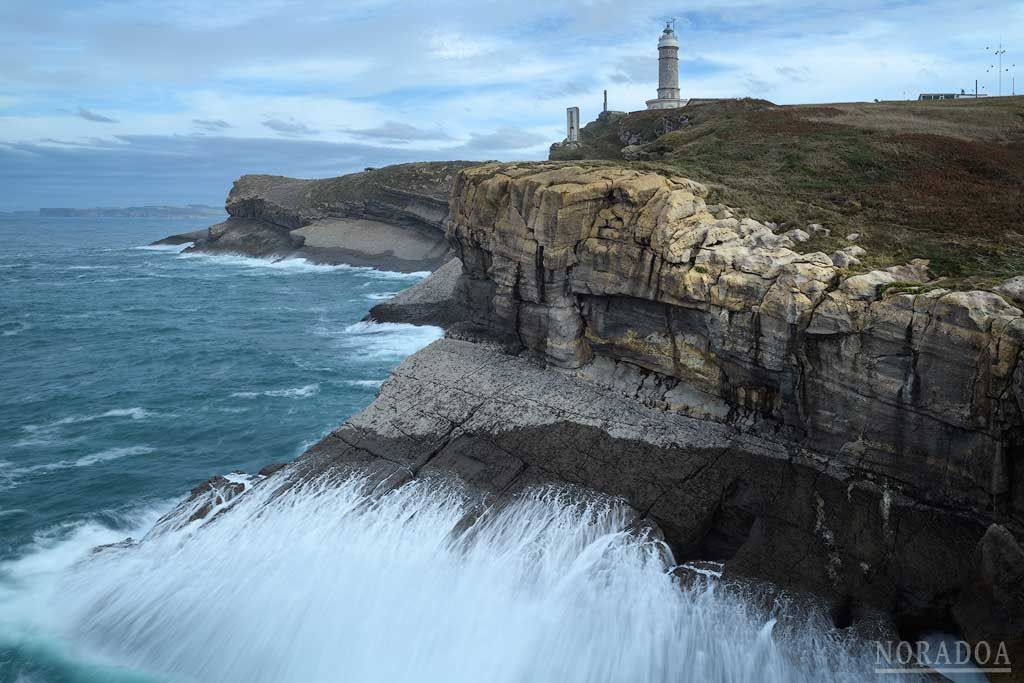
[566,107,580,142]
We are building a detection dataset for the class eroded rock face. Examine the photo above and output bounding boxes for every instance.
[175,162,479,270]
[444,161,1024,645]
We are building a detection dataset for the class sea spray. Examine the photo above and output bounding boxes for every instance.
[38,474,921,683]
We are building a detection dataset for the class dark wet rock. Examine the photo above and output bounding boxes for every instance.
[150,474,249,533]
[92,538,137,554]
[257,462,289,477]
[954,524,1024,677]
[186,217,302,258]
[151,229,207,246]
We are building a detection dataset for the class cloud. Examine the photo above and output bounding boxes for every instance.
[3,0,1023,208]
[451,126,548,153]
[192,118,232,131]
[341,121,454,143]
[428,32,497,60]
[610,56,654,84]
[77,107,118,123]
[261,117,319,136]
[776,66,810,83]
[0,134,448,210]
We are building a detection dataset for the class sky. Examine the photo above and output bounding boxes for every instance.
[0,0,1021,210]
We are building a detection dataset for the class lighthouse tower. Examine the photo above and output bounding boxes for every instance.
[646,22,686,110]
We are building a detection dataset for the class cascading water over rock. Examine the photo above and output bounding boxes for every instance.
[41,472,918,683]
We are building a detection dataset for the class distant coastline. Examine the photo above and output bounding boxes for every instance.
[1,205,225,218]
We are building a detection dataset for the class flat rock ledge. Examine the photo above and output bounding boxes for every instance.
[279,337,1019,659]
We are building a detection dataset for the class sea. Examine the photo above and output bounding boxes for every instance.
[0,216,928,682]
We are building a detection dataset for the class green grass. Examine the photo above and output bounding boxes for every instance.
[551,97,1024,283]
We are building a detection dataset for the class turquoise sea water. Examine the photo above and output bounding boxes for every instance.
[0,216,441,679]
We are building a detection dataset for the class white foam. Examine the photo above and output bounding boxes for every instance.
[364,292,399,301]
[24,407,156,432]
[0,475,908,682]
[677,560,726,579]
[173,251,430,279]
[173,252,349,273]
[231,383,320,399]
[344,379,385,389]
[339,321,443,359]
[2,446,155,484]
[0,502,172,651]
[354,268,430,281]
[71,446,154,468]
[135,242,194,253]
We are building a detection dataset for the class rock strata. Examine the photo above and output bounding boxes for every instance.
[434,161,1024,651]
[157,162,478,272]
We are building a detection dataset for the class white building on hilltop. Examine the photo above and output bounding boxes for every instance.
[646,22,688,110]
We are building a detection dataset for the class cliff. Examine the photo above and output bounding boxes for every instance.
[157,161,479,272]
[551,97,1024,287]
[158,158,1024,667]
[440,161,1024,658]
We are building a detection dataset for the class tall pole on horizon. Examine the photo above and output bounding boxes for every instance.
[987,41,1009,96]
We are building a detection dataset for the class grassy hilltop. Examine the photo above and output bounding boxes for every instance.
[551,97,1024,286]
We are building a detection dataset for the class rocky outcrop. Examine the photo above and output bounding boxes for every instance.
[439,161,1024,649]
[194,217,303,257]
[550,109,694,161]
[157,158,1024,658]
[365,258,467,327]
[159,162,479,272]
[223,162,467,235]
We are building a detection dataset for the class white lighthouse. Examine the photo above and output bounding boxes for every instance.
[645,21,687,110]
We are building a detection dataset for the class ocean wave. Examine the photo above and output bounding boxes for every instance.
[344,379,385,389]
[339,321,443,359]
[0,500,173,642]
[1,321,31,337]
[71,446,154,468]
[176,252,349,274]
[11,434,87,449]
[135,242,194,253]
[23,407,156,432]
[231,383,320,399]
[173,251,430,279]
[12,475,906,683]
[364,292,399,301]
[352,267,430,281]
[2,446,155,484]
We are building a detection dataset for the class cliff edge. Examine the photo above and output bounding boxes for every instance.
[157,161,479,273]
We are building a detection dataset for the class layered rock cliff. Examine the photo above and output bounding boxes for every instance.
[158,162,478,272]
[434,161,1024,654]
[163,159,1024,667]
